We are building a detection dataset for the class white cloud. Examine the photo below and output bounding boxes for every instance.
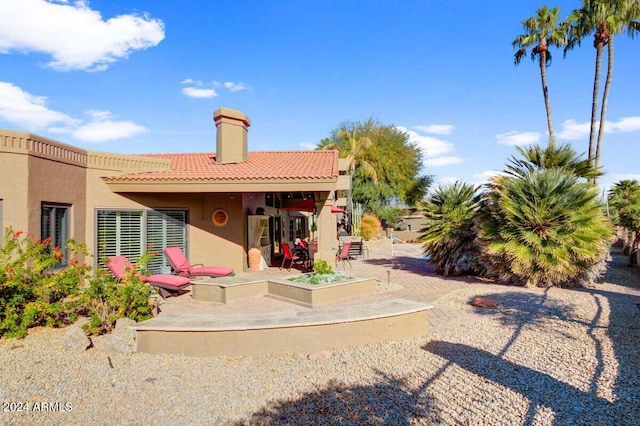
[473,170,505,183]
[424,156,466,167]
[557,119,591,140]
[224,82,245,92]
[0,81,145,142]
[610,116,640,133]
[299,142,316,150]
[181,87,218,98]
[181,78,197,84]
[0,81,77,128]
[435,176,459,186]
[398,126,455,158]
[0,0,165,72]
[71,110,147,142]
[496,131,541,146]
[557,116,640,140]
[413,124,454,135]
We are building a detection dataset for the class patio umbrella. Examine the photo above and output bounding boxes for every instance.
[330,206,347,214]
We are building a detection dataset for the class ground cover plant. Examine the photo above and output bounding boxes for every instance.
[288,259,351,285]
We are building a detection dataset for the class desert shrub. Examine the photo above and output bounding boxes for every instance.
[81,252,155,335]
[0,228,90,338]
[360,214,382,241]
[313,259,334,275]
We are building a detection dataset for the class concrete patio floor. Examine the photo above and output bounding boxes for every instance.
[157,243,488,333]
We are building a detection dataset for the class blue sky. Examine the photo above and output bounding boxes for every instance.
[1,0,638,192]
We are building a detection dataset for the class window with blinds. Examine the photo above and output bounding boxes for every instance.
[41,203,70,265]
[147,210,187,274]
[96,209,187,274]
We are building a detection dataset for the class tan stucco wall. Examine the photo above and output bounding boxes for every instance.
[0,151,29,233]
[28,156,87,242]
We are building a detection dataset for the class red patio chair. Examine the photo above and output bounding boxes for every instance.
[335,242,352,268]
[164,246,235,278]
[280,242,303,271]
[106,255,191,300]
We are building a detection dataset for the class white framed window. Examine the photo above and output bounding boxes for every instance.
[96,209,187,274]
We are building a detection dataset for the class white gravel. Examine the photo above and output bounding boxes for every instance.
[1,251,639,425]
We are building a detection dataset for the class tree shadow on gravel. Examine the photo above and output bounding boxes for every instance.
[234,371,442,425]
[422,341,632,425]
[423,283,640,425]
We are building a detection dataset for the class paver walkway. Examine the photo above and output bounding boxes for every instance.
[161,243,488,333]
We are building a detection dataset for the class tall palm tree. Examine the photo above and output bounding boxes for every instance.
[565,0,640,183]
[513,6,567,143]
[320,119,378,181]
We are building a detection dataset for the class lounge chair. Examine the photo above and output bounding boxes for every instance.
[106,255,191,300]
[164,246,235,278]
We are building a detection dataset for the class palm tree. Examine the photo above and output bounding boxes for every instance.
[418,182,483,276]
[319,119,378,181]
[513,6,566,142]
[505,142,601,180]
[565,0,640,183]
[477,169,613,288]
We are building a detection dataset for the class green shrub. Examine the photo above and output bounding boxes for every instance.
[0,228,90,338]
[477,170,613,287]
[81,253,155,335]
[313,259,333,275]
[360,214,382,241]
[418,182,483,276]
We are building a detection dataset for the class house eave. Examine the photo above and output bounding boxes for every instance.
[104,178,339,193]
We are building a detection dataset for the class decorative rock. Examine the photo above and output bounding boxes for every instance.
[63,325,92,351]
[471,297,499,308]
[114,318,137,347]
[100,334,133,354]
[308,349,333,360]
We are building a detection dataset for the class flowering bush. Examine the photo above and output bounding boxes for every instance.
[81,251,155,335]
[0,228,91,338]
[360,214,382,241]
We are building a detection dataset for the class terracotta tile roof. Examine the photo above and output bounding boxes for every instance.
[103,150,339,182]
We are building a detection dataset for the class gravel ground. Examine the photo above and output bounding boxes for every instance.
[1,250,639,425]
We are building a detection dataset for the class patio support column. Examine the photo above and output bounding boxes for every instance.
[315,193,338,264]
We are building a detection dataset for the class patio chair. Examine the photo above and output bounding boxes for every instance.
[335,242,352,268]
[164,246,235,278]
[106,255,191,300]
[280,242,303,271]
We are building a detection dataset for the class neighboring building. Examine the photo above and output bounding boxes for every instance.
[0,107,351,273]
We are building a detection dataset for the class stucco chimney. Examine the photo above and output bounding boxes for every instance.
[213,107,251,164]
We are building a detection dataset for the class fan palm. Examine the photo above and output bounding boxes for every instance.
[565,0,640,183]
[505,142,601,180]
[418,182,483,276]
[513,6,567,142]
[320,119,378,182]
[477,169,613,288]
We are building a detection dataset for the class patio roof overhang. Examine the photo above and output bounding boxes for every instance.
[103,178,338,193]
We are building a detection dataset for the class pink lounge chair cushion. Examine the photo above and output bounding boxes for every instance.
[188,266,234,277]
[145,274,190,288]
[107,255,190,288]
[164,246,234,277]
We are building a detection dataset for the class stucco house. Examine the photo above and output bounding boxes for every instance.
[0,107,351,274]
